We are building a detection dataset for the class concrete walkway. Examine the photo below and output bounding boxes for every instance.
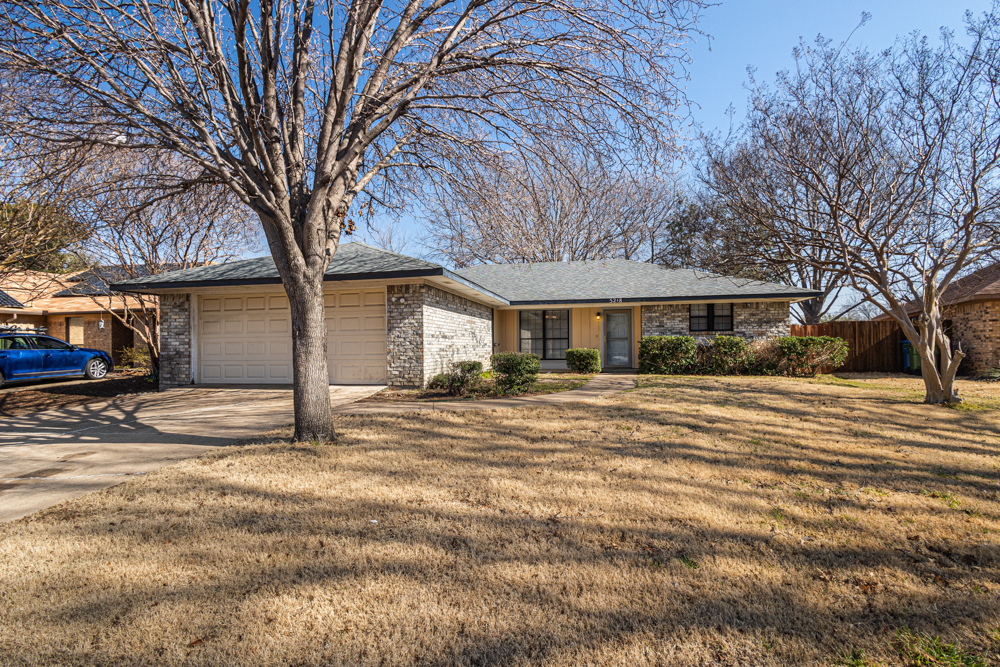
[0,374,636,523]
[337,373,636,414]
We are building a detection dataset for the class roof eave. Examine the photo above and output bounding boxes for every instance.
[504,291,822,306]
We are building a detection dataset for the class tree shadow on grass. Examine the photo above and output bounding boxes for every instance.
[3,376,1000,666]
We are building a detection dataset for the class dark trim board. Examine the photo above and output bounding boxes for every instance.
[505,291,823,306]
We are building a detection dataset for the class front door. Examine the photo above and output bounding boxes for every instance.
[604,309,632,367]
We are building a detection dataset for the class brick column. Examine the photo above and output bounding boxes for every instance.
[159,293,191,389]
[386,284,425,387]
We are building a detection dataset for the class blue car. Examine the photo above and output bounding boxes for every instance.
[0,332,114,388]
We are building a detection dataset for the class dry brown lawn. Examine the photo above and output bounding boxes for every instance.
[2,375,999,666]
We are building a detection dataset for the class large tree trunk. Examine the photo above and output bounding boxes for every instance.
[914,328,963,406]
[286,273,334,442]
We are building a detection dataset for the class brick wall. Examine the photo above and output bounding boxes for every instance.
[641,301,790,341]
[386,284,424,387]
[159,293,191,389]
[386,283,494,387]
[947,300,1000,373]
[83,313,112,353]
[423,285,493,381]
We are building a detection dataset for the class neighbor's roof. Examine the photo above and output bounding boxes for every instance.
[56,264,188,297]
[0,288,24,309]
[111,242,508,301]
[0,271,141,314]
[455,259,820,305]
[873,262,1000,320]
[939,263,1000,306]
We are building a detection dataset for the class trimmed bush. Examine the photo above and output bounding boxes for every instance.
[427,360,484,396]
[777,336,850,376]
[637,334,849,377]
[565,348,601,374]
[707,335,753,375]
[638,336,697,374]
[490,352,540,395]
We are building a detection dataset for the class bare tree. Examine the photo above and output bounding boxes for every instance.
[0,131,90,277]
[0,0,705,441]
[66,151,259,372]
[666,193,850,324]
[426,145,681,266]
[360,217,414,255]
[704,17,1000,404]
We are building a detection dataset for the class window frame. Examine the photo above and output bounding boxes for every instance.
[688,303,735,332]
[518,309,571,360]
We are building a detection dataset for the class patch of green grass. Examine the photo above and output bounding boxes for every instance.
[922,490,962,511]
[833,647,886,666]
[945,400,996,412]
[896,627,988,666]
[677,555,699,569]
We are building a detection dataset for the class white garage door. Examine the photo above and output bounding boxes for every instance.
[325,289,387,383]
[198,290,386,384]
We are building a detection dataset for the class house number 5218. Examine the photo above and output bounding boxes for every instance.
[608,298,622,303]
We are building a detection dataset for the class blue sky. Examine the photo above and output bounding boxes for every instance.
[342,0,995,262]
[685,0,993,136]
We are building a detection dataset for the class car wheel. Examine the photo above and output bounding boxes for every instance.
[85,357,108,380]
[0,369,4,389]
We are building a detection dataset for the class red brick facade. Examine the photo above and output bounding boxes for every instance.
[946,300,1000,373]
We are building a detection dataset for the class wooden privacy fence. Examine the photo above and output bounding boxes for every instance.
[790,321,904,373]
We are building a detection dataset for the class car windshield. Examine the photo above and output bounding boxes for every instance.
[0,336,30,350]
[30,337,72,350]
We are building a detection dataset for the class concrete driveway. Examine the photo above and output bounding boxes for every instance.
[0,384,381,522]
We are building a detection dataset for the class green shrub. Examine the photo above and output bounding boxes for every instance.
[638,334,848,377]
[427,360,484,396]
[638,336,697,374]
[119,344,151,370]
[707,335,753,375]
[778,336,850,376]
[490,352,540,395]
[565,348,601,374]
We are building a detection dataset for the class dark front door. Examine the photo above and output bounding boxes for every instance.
[604,310,632,367]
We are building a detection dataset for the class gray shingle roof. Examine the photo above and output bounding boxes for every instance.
[111,243,818,305]
[111,242,444,291]
[0,288,24,309]
[455,259,820,304]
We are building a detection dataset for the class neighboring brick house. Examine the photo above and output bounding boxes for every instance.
[113,243,819,389]
[0,271,143,364]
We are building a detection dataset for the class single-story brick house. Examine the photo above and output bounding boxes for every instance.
[874,263,1000,374]
[0,271,142,363]
[111,243,820,389]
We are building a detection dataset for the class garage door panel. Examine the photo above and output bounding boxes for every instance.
[199,289,385,385]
